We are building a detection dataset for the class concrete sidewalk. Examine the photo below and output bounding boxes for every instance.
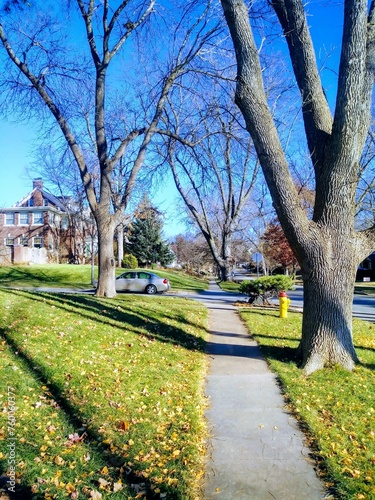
[198,281,328,500]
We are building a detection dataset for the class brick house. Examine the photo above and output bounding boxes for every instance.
[0,178,92,265]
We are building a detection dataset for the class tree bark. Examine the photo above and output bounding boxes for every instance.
[95,214,116,298]
[298,234,360,373]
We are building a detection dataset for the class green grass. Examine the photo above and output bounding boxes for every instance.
[0,265,208,292]
[0,289,209,499]
[354,282,375,296]
[239,308,375,499]
[0,264,96,289]
[217,280,241,293]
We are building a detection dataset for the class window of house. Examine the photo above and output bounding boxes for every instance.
[33,212,43,225]
[61,216,69,230]
[33,237,43,248]
[28,198,34,207]
[5,237,14,246]
[19,236,29,246]
[19,212,29,225]
[5,213,15,225]
[49,213,56,226]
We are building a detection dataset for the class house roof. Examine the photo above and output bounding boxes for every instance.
[14,188,69,212]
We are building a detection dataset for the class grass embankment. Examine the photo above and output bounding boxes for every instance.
[0,264,95,289]
[239,308,375,499]
[0,289,208,499]
[0,265,208,292]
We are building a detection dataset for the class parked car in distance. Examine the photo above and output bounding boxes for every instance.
[115,271,171,294]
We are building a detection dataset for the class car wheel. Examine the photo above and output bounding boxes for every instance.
[145,284,157,295]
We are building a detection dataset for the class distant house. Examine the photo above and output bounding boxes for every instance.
[356,252,375,282]
[0,178,95,265]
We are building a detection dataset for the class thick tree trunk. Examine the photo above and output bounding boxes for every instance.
[96,217,116,298]
[299,246,359,374]
[218,261,231,281]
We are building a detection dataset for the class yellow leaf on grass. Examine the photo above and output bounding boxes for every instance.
[113,481,123,493]
[116,420,131,432]
[100,466,109,475]
[54,456,65,466]
[65,483,75,493]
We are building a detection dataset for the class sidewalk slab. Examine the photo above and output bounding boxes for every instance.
[198,281,327,500]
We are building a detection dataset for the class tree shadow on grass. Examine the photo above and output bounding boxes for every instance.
[0,268,62,286]
[0,323,196,499]
[1,289,207,352]
[255,343,300,364]
[0,463,32,500]
[1,327,131,498]
[0,290,209,498]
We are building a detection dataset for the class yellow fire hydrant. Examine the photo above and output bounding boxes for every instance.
[278,290,291,318]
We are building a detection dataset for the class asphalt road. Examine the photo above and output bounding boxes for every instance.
[231,270,375,322]
[282,286,375,323]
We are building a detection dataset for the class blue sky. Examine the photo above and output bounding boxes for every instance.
[0,119,38,207]
[0,1,345,236]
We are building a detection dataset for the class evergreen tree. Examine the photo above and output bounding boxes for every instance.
[126,196,174,267]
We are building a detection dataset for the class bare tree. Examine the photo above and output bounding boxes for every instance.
[161,91,260,281]
[221,0,375,373]
[0,0,221,296]
[171,233,214,273]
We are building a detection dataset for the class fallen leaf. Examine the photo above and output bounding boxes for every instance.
[54,456,65,466]
[89,491,102,500]
[113,481,123,493]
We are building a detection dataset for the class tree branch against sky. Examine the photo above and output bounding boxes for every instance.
[221,0,375,373]
[161,84,260,281]
[0,0,222,297]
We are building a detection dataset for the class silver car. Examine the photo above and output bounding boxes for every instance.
[115,271,171,294]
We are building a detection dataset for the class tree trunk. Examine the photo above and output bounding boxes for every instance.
[299,244,359,374]
[218,261,231,281]
[95,216,116,298]
[117,225,124,267]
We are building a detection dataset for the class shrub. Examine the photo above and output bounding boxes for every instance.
[239,275,295,304]
[121,254,138,269]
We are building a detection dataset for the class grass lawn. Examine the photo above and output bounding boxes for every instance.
[239,307,375,499]
[216,280,241,293]
[0,265,208,292]
[354,282,375,296]
[0,289,209,499]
